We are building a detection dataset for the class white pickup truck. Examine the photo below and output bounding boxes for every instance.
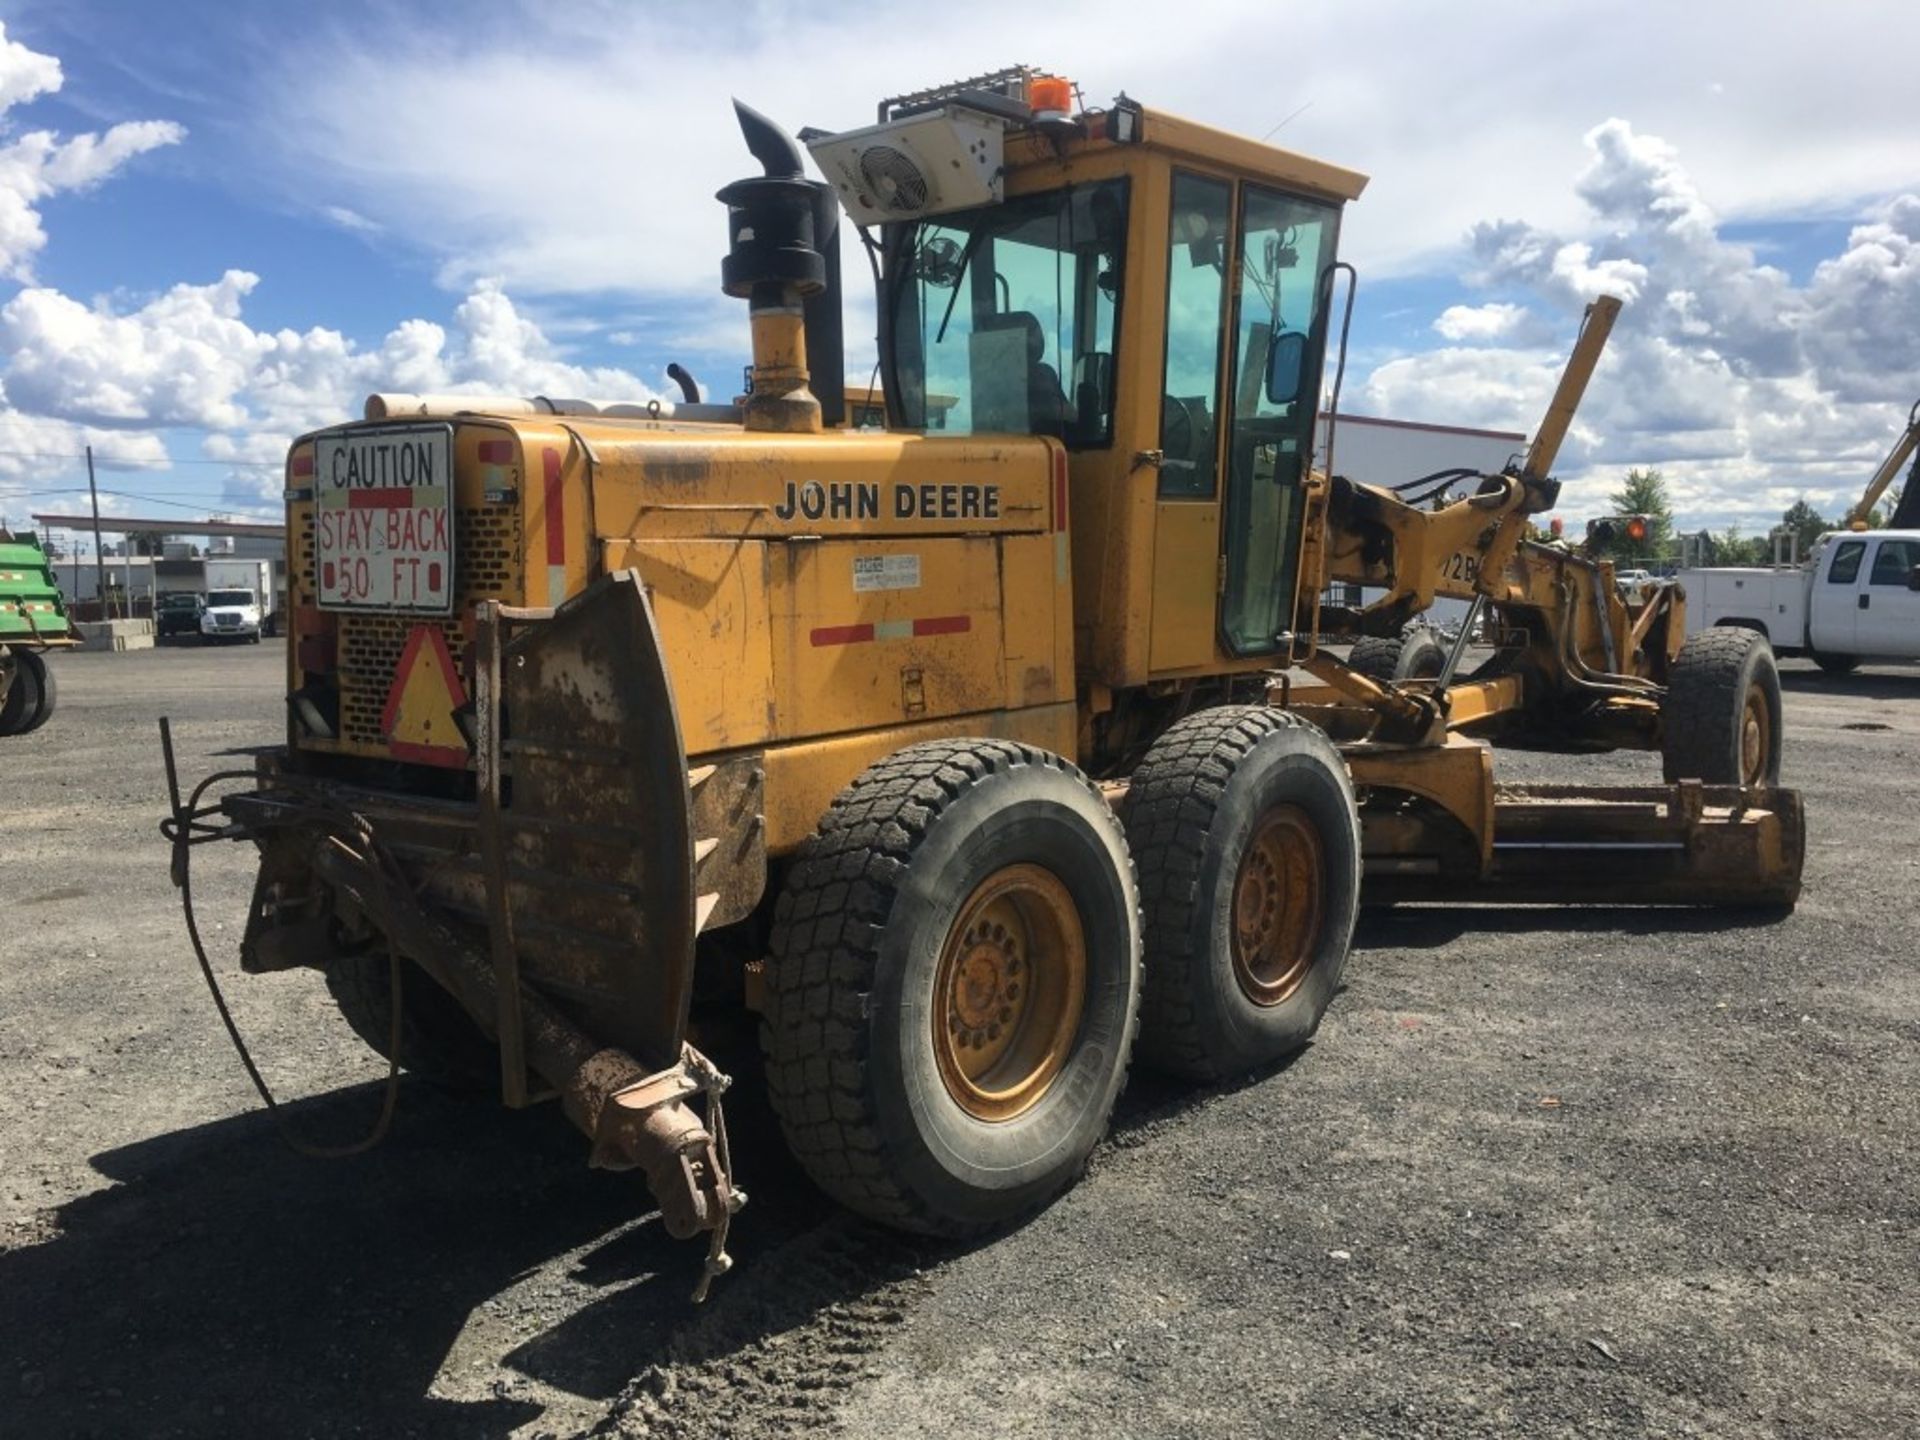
[1679,529,1920,675]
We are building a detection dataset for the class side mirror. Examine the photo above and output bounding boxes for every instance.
[1265,330,1308,406]
[1907,564,1920,592]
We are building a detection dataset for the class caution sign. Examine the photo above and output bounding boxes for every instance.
[380,623,469,768]
[314,423,455,614]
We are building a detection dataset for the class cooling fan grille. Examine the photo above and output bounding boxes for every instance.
[858,145,931,212]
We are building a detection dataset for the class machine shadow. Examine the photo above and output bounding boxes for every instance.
[1778,668,1920,700]
[1352,902,1792,951]
[0,1073,859,1439]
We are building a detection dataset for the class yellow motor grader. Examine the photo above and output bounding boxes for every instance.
[165,67,1802,1293]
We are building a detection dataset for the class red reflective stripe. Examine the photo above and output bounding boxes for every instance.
[476,439,514,464]
[811,623,875,646]
[291,452,314,479]
[543,448,565,566]
[812,617,970,646]
[913,614,971,637]
[1051,448,1068,532]
[347,487,413,510]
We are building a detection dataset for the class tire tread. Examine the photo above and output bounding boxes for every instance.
[762,739,1139,1235]
[1124,705,1340,1080]
[1662,625,1779,783]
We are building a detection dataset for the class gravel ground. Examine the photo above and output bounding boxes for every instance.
[2,643,1916,1439]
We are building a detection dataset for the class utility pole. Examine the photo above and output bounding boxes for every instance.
[86,444,108,618]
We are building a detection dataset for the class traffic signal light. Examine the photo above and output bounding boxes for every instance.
[1585,514,1653,550]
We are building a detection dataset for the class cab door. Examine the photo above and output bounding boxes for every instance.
[1146,174,1341,667]
[1147,171,1234,672]
[1855,536,1920,657]
[1808,536,1867,653]
[1217,186,1340,656]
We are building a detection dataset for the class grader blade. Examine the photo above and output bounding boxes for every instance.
[1365,781,1805,909]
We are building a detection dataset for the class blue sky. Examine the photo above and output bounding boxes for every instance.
[1,0,1917,542]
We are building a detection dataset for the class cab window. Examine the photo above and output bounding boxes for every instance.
[888,180,1127,447]
[1827,539,1865,584]
[1869,538,1920,585]
[1158,172,1232,498]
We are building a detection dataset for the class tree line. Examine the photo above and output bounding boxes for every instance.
[1582,467,1903,568]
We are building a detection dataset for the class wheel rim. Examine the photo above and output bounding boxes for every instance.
[1740,683,1770,785]
[1231,805,1325,1007]
[933,863,1087,1122]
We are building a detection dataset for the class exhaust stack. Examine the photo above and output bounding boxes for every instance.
[719,102,830,433]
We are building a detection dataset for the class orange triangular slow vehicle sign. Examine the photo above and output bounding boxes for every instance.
[380,623,470,768]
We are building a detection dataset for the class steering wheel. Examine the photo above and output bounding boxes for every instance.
[1159,395,1211,495]
[1162,394,1201,463]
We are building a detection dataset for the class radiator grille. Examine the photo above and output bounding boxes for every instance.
[294,507,316,601]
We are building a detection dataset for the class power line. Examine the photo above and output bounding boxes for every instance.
[0,448,282,467]
[0,487,251,507]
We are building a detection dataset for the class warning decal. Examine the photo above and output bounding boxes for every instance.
[380,623,470,768]
[852,554,921,592]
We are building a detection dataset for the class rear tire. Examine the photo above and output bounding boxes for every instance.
[1348,627,1446,684]
[0,651,44,736]
[325,949,497,1092]
[1812,649,1858,677]
[20,653,54,733]
[1125,706,1361,1082]
[1662,626,1783,785]
[763,739,1142,1236]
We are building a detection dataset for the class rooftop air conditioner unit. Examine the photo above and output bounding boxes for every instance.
[806,107,1005,227]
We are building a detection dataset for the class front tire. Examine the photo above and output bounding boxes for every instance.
[1662,626,1783,785]
[763,739,1142,1235]
[1125,706,1361,1082]
[1812,649,1858,677]
[1348,627,1446,684]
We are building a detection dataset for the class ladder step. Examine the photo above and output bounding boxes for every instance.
[695,892,721,935]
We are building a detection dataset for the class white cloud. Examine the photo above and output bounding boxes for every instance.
[0,23,59,113]
[1432,302,1528,341]
[320,204,381,236]
[252,3,1920,294]
[1800,195,1920,405]
[0,22,182,279]
[1367,119,1920,529]
[3,271,269,428]
[0,270,661,507]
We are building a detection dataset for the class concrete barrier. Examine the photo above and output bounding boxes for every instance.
[75,619,155,653]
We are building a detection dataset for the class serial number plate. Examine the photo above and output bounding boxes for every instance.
[314,424,454,614]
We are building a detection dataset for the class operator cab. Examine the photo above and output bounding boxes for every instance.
[808,68,1366,676]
